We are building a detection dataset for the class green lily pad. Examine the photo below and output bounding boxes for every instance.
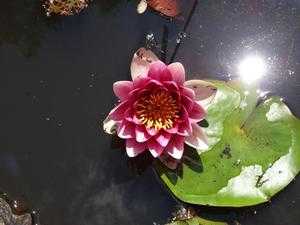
[155,80,300,207]
[166,217,228,225]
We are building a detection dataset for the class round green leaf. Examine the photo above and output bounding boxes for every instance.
[155,81,300,207]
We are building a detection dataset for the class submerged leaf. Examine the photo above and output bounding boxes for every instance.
[155,80,300,207]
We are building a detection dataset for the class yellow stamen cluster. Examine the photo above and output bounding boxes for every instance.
[134,90,179,130]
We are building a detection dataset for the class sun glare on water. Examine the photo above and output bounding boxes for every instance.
[238,55,267,84]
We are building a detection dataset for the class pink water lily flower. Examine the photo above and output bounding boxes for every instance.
[104,48,211,164]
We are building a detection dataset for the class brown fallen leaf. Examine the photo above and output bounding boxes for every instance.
[147,0,181,17]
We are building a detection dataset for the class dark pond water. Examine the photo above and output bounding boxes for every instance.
[0,0,299,225]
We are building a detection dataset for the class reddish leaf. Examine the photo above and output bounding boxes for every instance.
[147,0,180,17]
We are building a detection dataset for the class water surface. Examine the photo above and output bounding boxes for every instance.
[0,1,299,225]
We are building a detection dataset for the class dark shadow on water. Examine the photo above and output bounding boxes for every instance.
[158,145,204,186]
[164,169,179,185]
[0,1,54,57]
[110,134,126,150]
[110,135,154,175]
[189,201,273,225]
[93,0,133,13]
[0,0,133,57]
[127,151,154,175]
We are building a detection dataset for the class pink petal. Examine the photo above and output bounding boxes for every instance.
[185,123,209,150]
[181,86,195,99]
[189,103,206,122]
[131,88,151,103]
[165,123,178,134]
[124,108,134,122]
[113,81,133,101]
[126,139,147,157]
[155,132,172,147]
[181,95,194,112]
[148,61,167,81]
[109,101,130,121]
[128,88,142,102]
[178,106,189,122]
[160,67,173,81]
[167,62,186,85]
[144,79,164,89]
[135,126,152,143]
[177,126,189,136]
[130,48,159,81]
[117,121,135,139]
[133,76,151,89]
[148,139,164,158]
[146,127,159,136]
[163,81,179,92]
[166,135,185,159]
[177,119,192,136]
[132,115,142,125]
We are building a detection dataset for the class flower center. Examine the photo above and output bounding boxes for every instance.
[134,90,179,130]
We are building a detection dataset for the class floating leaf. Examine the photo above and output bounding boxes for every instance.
[155,80,300,207]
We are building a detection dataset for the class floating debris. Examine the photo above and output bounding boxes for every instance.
[167,206,228,225]
[137,0,148,14]
[43,0,89,16]
[176,32,187,44]
[0,198,31,225]
[170,206,196,222]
